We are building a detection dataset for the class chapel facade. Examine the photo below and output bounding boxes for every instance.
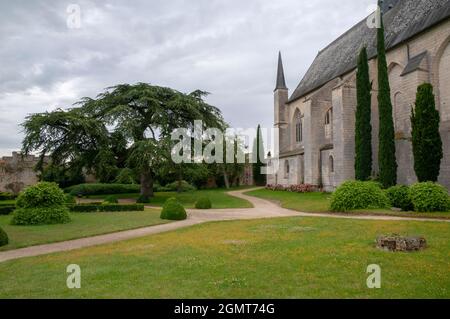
[268,0,450,191]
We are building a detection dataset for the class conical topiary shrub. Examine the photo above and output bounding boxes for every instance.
[160,198,187,220]
[195,197,212,209]
[0,226,8,247]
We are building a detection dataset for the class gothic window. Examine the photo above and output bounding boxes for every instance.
[329,155,334,173]
[325,108,333,139]
[295,111,303,143]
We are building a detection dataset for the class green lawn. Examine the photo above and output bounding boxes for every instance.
[0,216,449,298]
[246,189,450,219]
[90,188,253,209]
[0,208,168,251]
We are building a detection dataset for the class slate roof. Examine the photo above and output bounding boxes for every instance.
[289,0,450,103]
[275,52,288,90]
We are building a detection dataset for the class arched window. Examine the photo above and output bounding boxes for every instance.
[329,155,334,173]
[294,111,303,143]
[325,110,331,124]
[325,108,333,138]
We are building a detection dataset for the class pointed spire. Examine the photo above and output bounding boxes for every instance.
[275,51,287,91]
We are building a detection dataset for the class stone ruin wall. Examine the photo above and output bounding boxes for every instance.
[0,152,44,194]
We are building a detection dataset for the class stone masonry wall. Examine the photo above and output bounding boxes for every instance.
[0,152,44,194]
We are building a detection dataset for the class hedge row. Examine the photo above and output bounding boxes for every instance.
[65,184,141,196]
[69,204,145,213]
[0,202,15,207]
[1,203,145,214]
[0,192,15,201]
[65,181,197,197]
[0,206,15,215]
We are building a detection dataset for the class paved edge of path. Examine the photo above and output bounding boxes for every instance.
[1,188,449,263]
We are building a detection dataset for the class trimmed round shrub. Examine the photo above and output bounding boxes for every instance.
[160,198,187,220]
[0,226,8,247]
[16,182,66,209]
[11,206,71,225]
[104,195,119,204]
[330,181,390,212]
[386,185,413,211]
[12,182,71,225]
[136,195,151,204]
[409,182,450,212]
[195,197,212,209]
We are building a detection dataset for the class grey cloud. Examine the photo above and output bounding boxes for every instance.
[0,0,374,155]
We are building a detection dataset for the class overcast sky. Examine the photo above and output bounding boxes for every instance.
[0,0,375,156]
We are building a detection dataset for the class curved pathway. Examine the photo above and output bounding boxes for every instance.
[0,188,449,263]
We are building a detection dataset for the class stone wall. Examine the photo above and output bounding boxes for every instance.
[0,152,45,194]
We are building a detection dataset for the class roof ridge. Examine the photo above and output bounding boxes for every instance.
[288,0,450,103]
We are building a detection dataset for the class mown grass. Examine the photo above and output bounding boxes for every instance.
[0,216,449,298]
[90,187,253,209]
[246,189,450,219]
[0,208,168,251]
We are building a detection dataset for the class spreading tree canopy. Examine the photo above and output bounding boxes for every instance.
[22,83,225,198]
[355,47,373,181]
[411,83,443,182]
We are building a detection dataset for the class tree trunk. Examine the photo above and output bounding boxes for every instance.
[177,170,183,193]
[140,170,154,198]
[222,165,230,189]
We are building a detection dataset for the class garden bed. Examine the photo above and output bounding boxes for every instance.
[69,203,145,213]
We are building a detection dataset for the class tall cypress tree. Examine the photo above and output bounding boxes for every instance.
[355,47,372,181]
[252,124,266,186]
[377,13,397,188]
[411,83,443,182]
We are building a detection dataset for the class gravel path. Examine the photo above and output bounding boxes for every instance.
[1,188,448,263]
